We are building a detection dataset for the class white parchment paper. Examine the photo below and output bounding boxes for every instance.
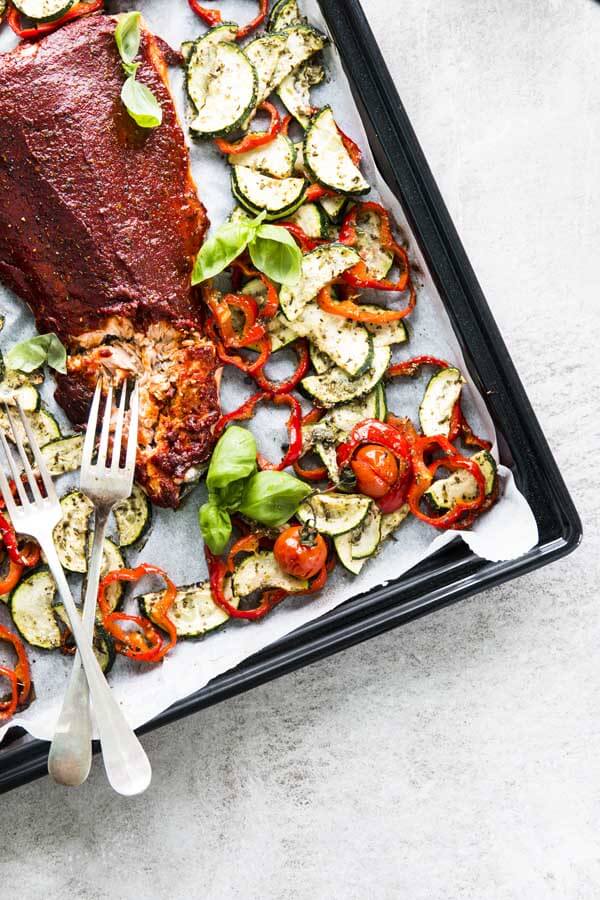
[0,0,537,743]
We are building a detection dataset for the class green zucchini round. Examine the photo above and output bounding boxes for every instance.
[12,0,75,23]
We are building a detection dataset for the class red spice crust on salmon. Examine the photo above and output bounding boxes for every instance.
[0,15,221,507]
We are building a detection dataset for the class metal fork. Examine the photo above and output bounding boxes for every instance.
[47,380,151,793]
[0,394,150,796]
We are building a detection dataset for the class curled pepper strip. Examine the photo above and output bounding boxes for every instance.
[256,394,303,471]
[188,0,268,41]
[215,102,282,155]
[215,392,303,470]
[339,202,411,293]
[406,433,487,529]
[98,564,178,664]
[207,319,271,377]
[206,291,266,349]
[0,624,32,718]
[187,0,221,26]
[230,260,280,320]
[7,0,104,40]
[387,355,451,379]
[279,222,327,253]
[337,418,413,514]
[206,547,287,621]
[317,283,414,324]
[253,338,310,396]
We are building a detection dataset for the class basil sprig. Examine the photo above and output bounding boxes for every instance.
[199,426,311,554]
[115,12,163,130]
[6,333,67,374]
[192,212,302,287]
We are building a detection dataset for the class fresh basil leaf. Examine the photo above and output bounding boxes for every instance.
[211,481,247,513]
[6,333,67,374]
[249,224,302,286]
[206,426,257,493]
[115,11,142,66]
[192,221,251,285]
[121,76,163,129]
[238,471,311,527]
[199,501,232,555]
[191,212,267,285]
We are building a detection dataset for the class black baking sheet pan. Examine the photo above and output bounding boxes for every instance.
[0,0,581,793]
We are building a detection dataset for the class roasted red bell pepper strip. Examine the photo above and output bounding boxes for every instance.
[235,0,269,40]
[406,433,487,529]
[206,547,287,621]
[386,355,451,379]
[451,404,492,452]
[230,261,280,320]
[337,418,413,513]
[187,0,221,26]
[279,222,326,253]
[253,339,310,395]
[98,564,177,663]
[207,320,271,377]
[215,102,282,155]
[317,284,414,323]
[7,0,104,40]
[0,558,24,596]
[0,624,32,717]
[207,291,266,349]
[305,184,335,202]
[214,391,266,436]
[257,394,303,471]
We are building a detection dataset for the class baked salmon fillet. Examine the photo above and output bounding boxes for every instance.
[0,15,220,508]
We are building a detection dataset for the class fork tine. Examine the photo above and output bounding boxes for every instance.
[5,404,43,504]
[111,381,128,471]
[81,379,102,470]
[14,400,58,504]
[0,431,18,517]
[125,381,139,474]
[0,415,28,506]
[96,383,113,469]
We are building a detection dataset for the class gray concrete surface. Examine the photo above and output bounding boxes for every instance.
[2,1,598,897]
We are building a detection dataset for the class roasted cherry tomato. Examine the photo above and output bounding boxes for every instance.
[274,525,327,580]
[351,444,399,499]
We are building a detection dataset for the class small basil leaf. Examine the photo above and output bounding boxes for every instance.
[121,76,163,129]
[206,426,257,493]
[238,471,311,527]
[249,224,302,286]
[115,11,142,66]
[191,221,252,285]
[199,501,232,555]
[211,480,247,513]
[6,333,67,374]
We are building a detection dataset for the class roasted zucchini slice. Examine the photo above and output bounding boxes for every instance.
[303,107,369,195]
[268,25,328,97]
[232,166,308,220]
[139,581,240,639]
[286,202,329,238]
[243,33,287,113]
[41,434,84,476]
[309,342,332,374]
[279,243,361,321]
[232,551,308,597]
[53,604,116,674]
[301,345,391,408]
[354,207,394,280]
[12,0,74,23]
[290,301,373,377]
[0,370,40,412]
[297,492,372,536]
[53,490,93,574]
[359,307,409,347]
[268,0,302,30]
[189,42,258,138]
[380,505,410,541]
[113,484,151,547]
[10,568,61,650]
[278,62,325,128]
[425,450,497,510]
[186,23,239,112]
[228,133,296,179]
[419,367,465,437]
[319,193,348,223]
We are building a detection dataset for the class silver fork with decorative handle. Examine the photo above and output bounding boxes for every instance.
[47,380,150,792]
[0,394,151,796]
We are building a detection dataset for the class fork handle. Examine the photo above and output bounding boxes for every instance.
[44,541,151,796]
[48,507,110,787]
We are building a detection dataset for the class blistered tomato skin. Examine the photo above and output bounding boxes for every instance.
[351,445,399,499]
[274,526,328,580]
